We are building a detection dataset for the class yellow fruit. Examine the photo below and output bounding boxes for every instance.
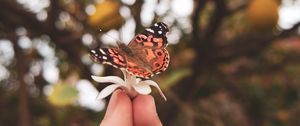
[246,0,279,31]
[88,0,124,31]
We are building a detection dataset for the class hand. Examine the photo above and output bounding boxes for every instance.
[99,89,163,126]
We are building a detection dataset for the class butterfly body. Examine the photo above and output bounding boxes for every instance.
[90,22,170,79]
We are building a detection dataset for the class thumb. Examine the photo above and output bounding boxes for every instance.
[100,89,133,126]
[133,95,162,126]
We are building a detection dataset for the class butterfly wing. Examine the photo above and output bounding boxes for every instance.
[150,48,170,74]
[89,48,127,69]
[123,48,169,79]
[124,22,170,78]
[128,22,169,49]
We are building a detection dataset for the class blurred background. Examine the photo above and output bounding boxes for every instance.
[0,0,300,125]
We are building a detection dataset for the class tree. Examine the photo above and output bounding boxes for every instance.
[0,0,300,126]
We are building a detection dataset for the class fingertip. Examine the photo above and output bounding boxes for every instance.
[133,95,162,126]
[100,89,133,126]
[134,95,157,115]
[105,89,128,113]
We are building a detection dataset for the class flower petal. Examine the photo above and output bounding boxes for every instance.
[91,75,124,85]
[96,84,122,99]
[143,80,167,101]
[136,78,142,83]
[133,83,152,95]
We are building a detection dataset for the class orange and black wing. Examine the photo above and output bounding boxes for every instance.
[89,48,127,69]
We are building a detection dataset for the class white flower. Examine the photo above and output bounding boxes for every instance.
[91,70,167,101]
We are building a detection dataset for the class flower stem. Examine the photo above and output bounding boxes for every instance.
[122,70,138,98]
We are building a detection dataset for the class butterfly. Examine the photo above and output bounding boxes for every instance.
[89,22,170,79]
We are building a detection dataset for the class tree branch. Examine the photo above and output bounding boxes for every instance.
[204,0,227,41]
[9,33,31,126]
[226,1,248,15]
[191,0,207,46]
[0,0,92,81]
[130,0,143,34]
[212,21,300,63]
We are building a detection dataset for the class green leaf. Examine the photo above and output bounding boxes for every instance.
[48,83,79,107]
[160,68,192,90]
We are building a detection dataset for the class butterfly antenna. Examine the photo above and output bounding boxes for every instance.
[99,29,123,46]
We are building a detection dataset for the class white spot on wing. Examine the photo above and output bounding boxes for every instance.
[99,49,106,55]
[91,50,96,53]
[102,56,107,60]
[146,28,154,33]
[158,31,162,34]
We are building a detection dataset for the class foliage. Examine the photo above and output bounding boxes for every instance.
[47,83,79,107]
[0,0,300,126]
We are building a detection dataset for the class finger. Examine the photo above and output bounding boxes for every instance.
[133,95,162,126]
[100,89,133,126]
